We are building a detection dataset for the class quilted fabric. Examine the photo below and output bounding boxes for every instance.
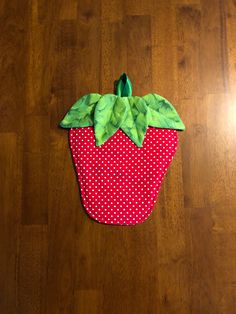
[70,127,178,225]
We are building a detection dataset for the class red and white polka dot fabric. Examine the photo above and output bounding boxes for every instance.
[70,127,178,225]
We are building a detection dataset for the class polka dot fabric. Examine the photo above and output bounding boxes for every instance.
[70,127,178,225]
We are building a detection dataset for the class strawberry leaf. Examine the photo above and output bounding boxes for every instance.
[60,93,101,128]
[94,94,127,146]
[59,90,185,147]
[143,93,185,130]
[121,97,148,147]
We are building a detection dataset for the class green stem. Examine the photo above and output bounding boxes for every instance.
[115,73,132,97]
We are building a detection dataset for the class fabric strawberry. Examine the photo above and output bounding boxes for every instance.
[60,73,185,225]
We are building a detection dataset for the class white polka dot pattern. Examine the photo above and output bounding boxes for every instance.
[69,127,178,225]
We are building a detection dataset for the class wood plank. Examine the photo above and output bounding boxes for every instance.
[176,4,201,99]
[211,233,236,313]
[21,152,49,224]
[74,290,102,314]
[59,0,77,20]
[0,133,20,314]
[151,1,177,47]
[205,93,236,208]
[187,205,217,313]
[180,97,209,208]
[125,0,154,15]
[18,226,48,314]
[46,130,77,314]
[101,0,124,22]
[21,0,59,224]
[173,0,200,4]
[100,20,127,94]
[50,19,77,130]
[155,150,190,314]
[151,2,178,101]
[26,0,56,115]
[0,0,27,132]
[21,115,49,224]
[125,15,152,95]
[100,221,162,314]
[151,46,178,101]
[225,0,236,93]
[199,0,228,93]
[76,0,101,95]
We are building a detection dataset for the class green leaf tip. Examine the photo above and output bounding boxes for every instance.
[143,94,185,132]
[94,94,128,146]
[59,93,102,128]
[120,97,148,147]
[59,86,185,147]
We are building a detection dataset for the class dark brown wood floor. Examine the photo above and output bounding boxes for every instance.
[1,0,236,313]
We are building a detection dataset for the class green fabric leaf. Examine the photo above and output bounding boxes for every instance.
[143,93,185,130]
[59,93,101,128]
[121,97,148,147]
[94,94,127,146]
[59,88,185,147]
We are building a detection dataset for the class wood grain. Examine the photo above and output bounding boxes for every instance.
[1,0,236,313]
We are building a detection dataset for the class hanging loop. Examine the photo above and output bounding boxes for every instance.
[115,73,132,97]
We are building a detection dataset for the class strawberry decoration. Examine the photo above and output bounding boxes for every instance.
[60,73,185,225]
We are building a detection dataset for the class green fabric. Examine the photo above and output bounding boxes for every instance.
[120,97,148,147]
[59,93,101,128]
[94,94,127,146]
[115,73,132,97]
[143,94,185,130]
[60,73,185,147]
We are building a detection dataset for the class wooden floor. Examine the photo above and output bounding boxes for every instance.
[1,0,236,313]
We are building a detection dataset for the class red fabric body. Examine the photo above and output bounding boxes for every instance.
[70,127,178,225]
